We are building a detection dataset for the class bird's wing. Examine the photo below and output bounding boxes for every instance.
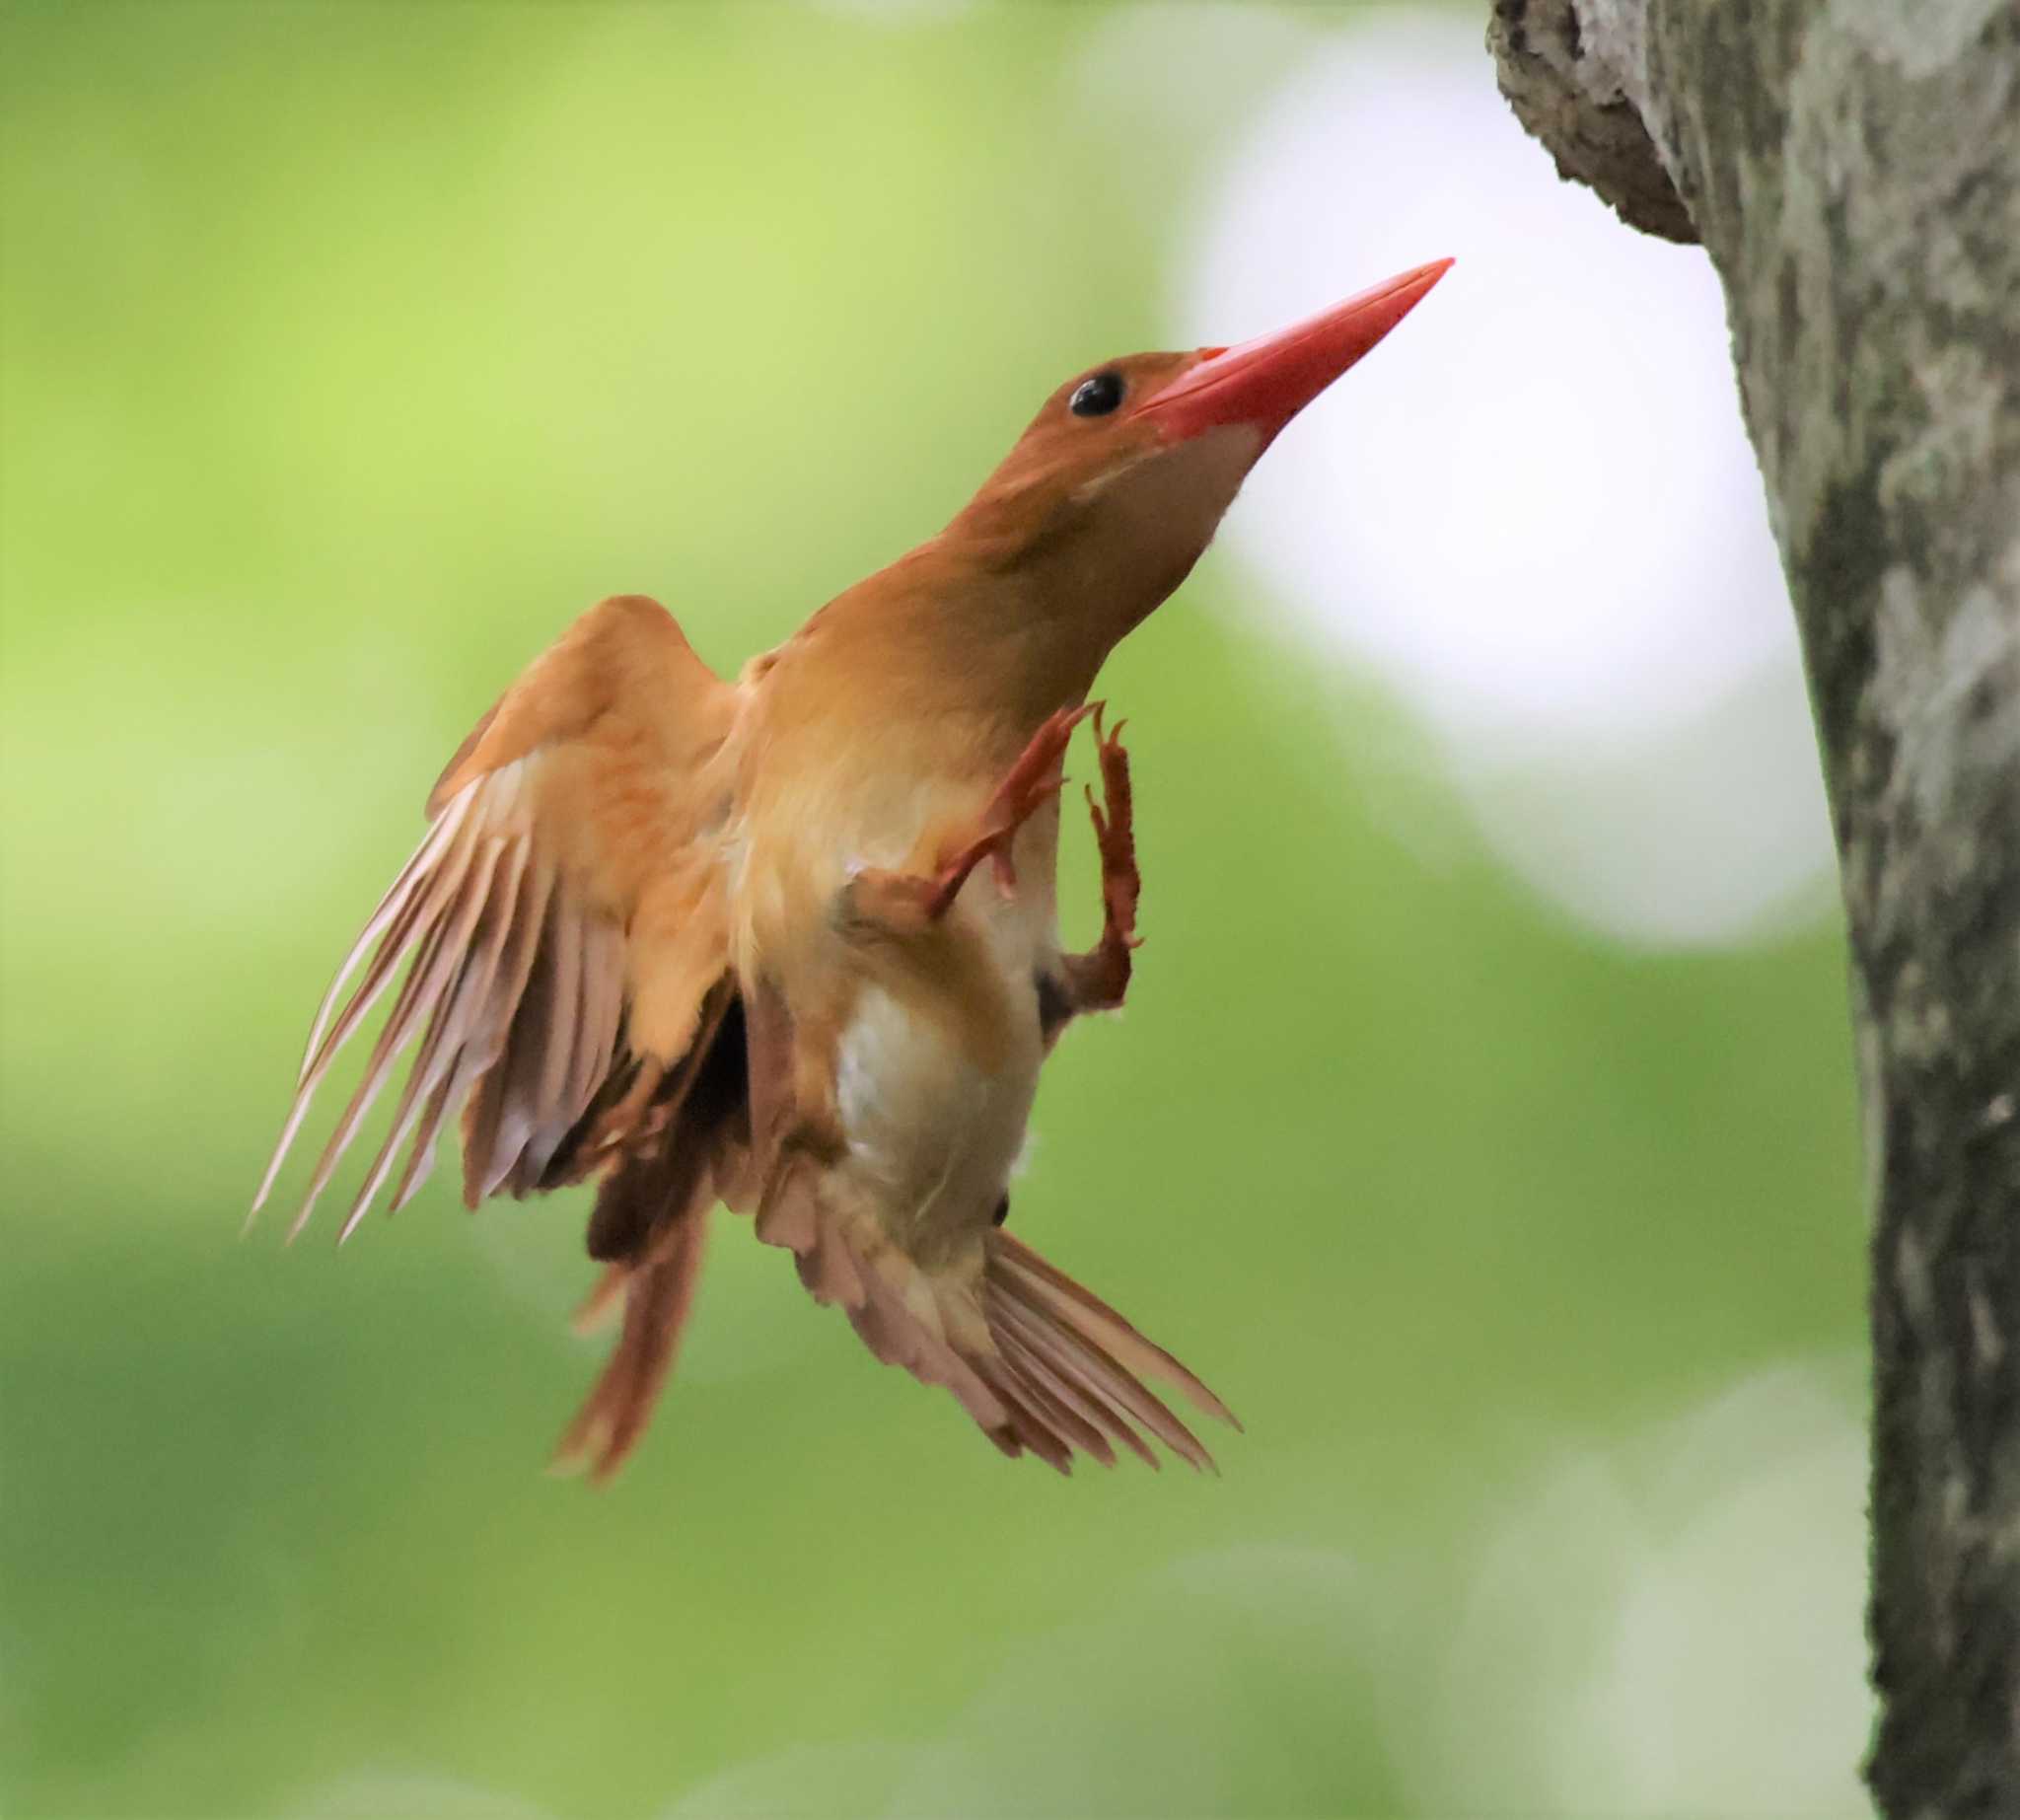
[550,985,751,1482]
[253,594,742,1246]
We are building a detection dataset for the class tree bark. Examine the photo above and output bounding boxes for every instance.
[1489,1,2020,1811]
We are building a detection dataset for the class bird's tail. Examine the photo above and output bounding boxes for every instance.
[972,1229,1239,1473]
[756,1155,1237,1472]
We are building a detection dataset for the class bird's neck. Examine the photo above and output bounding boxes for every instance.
[801,540,1154,753]
[789,425,1262,767]
[927,420,1261,718]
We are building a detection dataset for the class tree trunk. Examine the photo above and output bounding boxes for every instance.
[1489,1,2020,1810]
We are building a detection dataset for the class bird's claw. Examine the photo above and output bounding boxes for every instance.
[1084,708,1141,956]
[925,702,1098,915]
[1050,709,1143,1019]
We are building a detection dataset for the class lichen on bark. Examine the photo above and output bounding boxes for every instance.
[1491,0,2020,1810]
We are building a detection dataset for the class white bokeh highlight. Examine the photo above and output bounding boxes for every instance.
[288,1772,554,1820]
[1162,12,1836,947]
[885,1544,1377,1818]
[659,1742,926,1819]
[804,0,981,25]
[1397,1362,1872,1816]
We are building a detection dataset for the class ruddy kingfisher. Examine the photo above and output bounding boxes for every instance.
[254,259,1453,1477]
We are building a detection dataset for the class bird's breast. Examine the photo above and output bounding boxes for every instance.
[843,807,1061,1247]
[830,966,1040,1264]
[727,713,1064,1258]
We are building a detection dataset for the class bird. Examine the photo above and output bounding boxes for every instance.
[252,258,1453,1479]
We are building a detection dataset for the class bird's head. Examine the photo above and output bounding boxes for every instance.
[948,258,1453,653]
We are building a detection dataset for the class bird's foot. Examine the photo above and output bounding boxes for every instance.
[929,701,1099,912]
[1057,707,1142,1014]
[838,703,1097,937]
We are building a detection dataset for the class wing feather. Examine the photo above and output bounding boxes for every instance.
[515,881,587,1192]
[254,595,740,1248]
[294,787,479,1085]
[252,792,481,1218]
[280,817,490,1239]
[387,836,534,1215]
[389,1067,457,1216]
[337,834,513,1242]
[459,854,557,1201]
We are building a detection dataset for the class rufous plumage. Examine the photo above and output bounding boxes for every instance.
[254,260,1453,1477]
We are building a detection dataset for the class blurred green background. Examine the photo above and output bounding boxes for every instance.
[1,3,1867,1816]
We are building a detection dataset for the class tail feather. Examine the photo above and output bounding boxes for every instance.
[793,1210,866,1308]
[969,1355,1076,1474]
[839,1223,1010,1436]
[552,1203,709,1483]
[989,1230,1238,1431]
[749,1151,1236,1470]
[981,1335,1117,1467]
[991,1307,1157,1469]
[983,1249,1220,1472]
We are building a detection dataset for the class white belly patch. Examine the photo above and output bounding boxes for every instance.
[833,979,1041,1255]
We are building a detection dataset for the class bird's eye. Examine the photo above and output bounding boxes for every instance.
[1069,371,1125,418]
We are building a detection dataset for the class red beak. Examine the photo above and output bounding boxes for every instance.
[1138,258,1454,445]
